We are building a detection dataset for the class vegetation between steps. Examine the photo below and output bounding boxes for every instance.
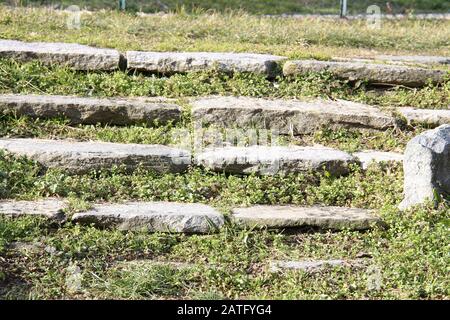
[0,59,449,110]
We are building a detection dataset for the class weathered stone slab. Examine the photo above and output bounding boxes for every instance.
[126,51,286,77]
[398,107,450,127]
[195,146,356,176]
[399,124,450,210]
[0,139,190,174]
[333,55,450,67]
[191,96,394,135]
[0,39,121,70]
[232,205,382,230]
[374,55,450,66]
[72,202,224,233]
[0,94,181,126]
[269,259,366,273]
[0,199,66,221]
[353,150,403,169]
[283,60,447,87]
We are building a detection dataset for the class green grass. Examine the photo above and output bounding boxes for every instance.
[1,6,449,58]
[4,0,450,14]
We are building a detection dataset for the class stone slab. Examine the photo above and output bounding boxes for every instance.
[0,94,182,126]
[398,107,450,127]
[0,39,121,70]
[353,150,403,169]
[191,96,394,135]
[269,259,365,273]
[72,202,224,233]
[232,205,383,230]
[0,199,66,221]
[126,51,286,77]
[195,146,356,176]
[399,124,450,209]
[283,60,447,87]
[375,55,450,66]
[0,138,191,174]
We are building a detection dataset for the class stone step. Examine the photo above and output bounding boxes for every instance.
[72,202,224,234]
[374,55,450,66]
[353,150,403,169]
[0,199,67,221]
[126,51,286,77]
[232,205,383,230]
[195,146,356,176]
[191,96,394,135]
[333,55,450,67]
[397,107,450,127]
[269,259,367,273]
[0,94,181,126]
[0,138,190,174]
[283,60,446,87]
[0,39,121,71]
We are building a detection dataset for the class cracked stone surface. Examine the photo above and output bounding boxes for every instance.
[191,96,394,135]
[232,205,383,230]
[283,60,447,87]
[0,94,181,125]
[0,199,67,221]
[0,138,191,174]
[195,145,356,176]
[72,202,224,234]
[399,124,450,210]
[126,51,286,77]
[0,39,120,70]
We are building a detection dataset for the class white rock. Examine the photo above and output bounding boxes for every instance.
[399,124,450,209]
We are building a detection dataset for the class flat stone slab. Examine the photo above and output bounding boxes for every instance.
[353,150,403,169]
[126,51,286,77]
[191,96,394,135]
[232,205,383,230]
[283,60,447,87]
[0,94,181,126]
[0,199,66,221]
[269,259,366,273]
[0,139,190,174]
[333,55,450,67]
[0,39,120,70]
[400,124,450,210]
[374,55,450,66]
[398,107,450,127]
[72,202,224,233]
[196,146,356,176]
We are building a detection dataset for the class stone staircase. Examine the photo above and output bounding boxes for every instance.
[0,39,449,237]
